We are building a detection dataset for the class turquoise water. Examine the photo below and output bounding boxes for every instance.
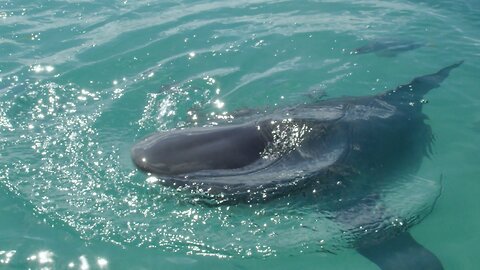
[1,0,479,269]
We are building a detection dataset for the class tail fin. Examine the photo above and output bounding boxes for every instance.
[383,61,463,102]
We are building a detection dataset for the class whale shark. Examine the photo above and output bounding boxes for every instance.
[131,62,462,270]
[353,40,424,57]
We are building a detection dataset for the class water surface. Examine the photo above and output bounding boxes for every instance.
[1,0,479,269]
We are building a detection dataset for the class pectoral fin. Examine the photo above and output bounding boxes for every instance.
[357,232,443,270]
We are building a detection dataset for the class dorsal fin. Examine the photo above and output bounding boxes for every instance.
[382,61,463,104]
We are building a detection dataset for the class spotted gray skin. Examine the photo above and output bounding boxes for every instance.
[132,61,462,201]
[132,62,461,270]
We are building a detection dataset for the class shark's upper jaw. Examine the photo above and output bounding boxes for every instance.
[131,123,271,176]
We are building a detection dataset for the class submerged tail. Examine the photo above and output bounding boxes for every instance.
[382,61,463,104]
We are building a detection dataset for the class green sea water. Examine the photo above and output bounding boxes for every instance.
[1,0,479,269]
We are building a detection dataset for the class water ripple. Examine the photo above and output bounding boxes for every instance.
[0,0,477,264]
